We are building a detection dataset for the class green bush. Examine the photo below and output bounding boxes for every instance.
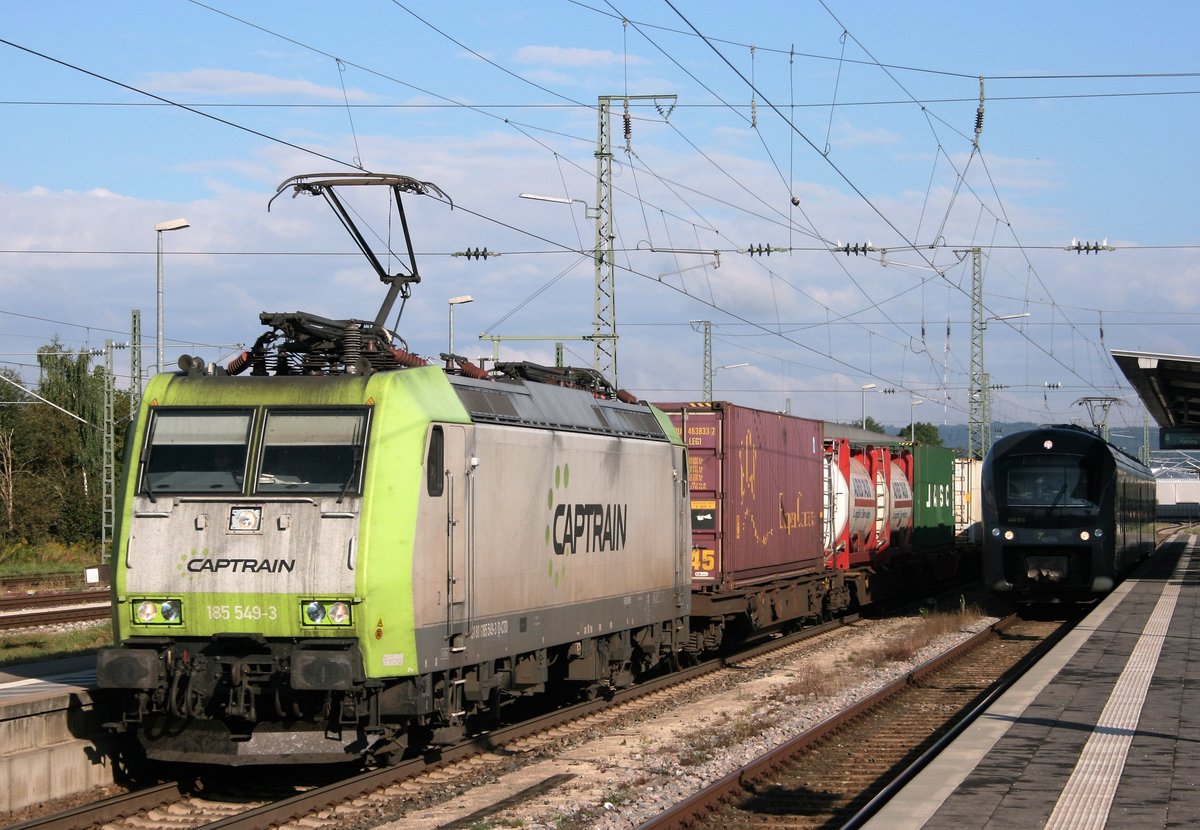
[0,540,100,575]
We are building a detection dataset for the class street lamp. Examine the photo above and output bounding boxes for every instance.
[983,311,1030,330]
[519,192,596,216]
[860,383,877,429]
[910,398,924,443]
[447,295,474,356]
[709,363,749,401]
[155,218,190,376]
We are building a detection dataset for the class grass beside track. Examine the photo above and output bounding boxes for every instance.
[0,622,112,668]
[0,543,110,668]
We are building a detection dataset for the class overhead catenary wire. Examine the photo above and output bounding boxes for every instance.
[0,5,1185,429]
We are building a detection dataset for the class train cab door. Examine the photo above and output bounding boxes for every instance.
[436,424,473,655]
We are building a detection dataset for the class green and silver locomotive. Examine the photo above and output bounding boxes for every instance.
[95,175,690,765]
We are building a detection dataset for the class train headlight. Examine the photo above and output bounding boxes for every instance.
[229,506,262,532]
[1079,530,1091,541]
[990,527,1001,537]
[1094,528,1104,538]
[301,600,353,626]
[132,598,184,625]
[1004,530,1015,541]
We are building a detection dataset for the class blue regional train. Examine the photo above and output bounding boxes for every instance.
[982,424,1156,601]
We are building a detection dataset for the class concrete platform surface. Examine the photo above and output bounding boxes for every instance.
[867,533,1200,829]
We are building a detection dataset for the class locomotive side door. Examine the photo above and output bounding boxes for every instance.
[438,424,473,654]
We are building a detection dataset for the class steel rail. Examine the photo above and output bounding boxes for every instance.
[0,590,110,612]
[0,603,110,630]
[4,783,183,830]
[14,615,857,830]
[633,613,1032,830]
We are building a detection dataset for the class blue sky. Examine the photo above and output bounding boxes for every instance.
[2,1,1198,433]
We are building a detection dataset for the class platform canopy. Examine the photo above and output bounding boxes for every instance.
[1112,350,1200,447]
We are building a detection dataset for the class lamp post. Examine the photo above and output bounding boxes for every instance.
[519,192,594,213]
[154,218,190,375]
[910,398,924,443]
[710,363,749,401]
[860,383,877,429]
[447,295,474,356]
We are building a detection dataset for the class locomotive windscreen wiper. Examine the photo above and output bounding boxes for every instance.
[337,445,364,505]
[1048,484,1067,513]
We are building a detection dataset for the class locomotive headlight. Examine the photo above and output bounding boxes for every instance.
[1003,530,1015,541]
[229,507,262,532]
[300,599,353,626]
[1079,530,1091,541]
[1094,528,1104,538]
[990,527,1001,537]
[132,598,183,625]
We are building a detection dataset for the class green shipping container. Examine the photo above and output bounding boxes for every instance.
[912,444,955,550]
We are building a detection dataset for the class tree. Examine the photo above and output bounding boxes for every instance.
[0,368,30,533]
[897,421,943,446]
[861,415,889,435]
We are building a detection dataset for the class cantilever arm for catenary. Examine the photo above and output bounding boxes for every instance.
[267,173,453,329]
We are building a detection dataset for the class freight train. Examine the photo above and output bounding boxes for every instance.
[655,404,963,654]
[981,424,1156,601]
[95,173,969,767]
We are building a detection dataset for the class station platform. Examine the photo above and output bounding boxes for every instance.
[866,532,1200,829]
[0,654,112,813]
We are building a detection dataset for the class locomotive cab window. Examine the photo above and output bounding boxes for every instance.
[256,409,368,494]
[1001,453,1098,511]
[141,409,252,494]
[426,425,444,497]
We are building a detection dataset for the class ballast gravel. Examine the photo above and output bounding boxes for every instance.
[375,611,997,830]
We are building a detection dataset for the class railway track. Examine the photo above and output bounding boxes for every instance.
[7,615,862,830]
[638,611,1076,830]
[0,573,107,596]
[0,590,111,630]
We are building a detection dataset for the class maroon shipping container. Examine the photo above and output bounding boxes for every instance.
[659,401,825,588]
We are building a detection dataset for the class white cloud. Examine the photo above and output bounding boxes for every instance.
[141,69,373,102]
[513,45,636,67]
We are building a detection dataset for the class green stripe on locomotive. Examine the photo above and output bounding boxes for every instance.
[112,366,471,678]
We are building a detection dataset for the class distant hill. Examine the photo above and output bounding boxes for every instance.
[882,421,1152,459]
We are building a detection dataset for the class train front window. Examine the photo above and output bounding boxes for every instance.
[142,410,251,494]
[1002,455,1095,511]
[256,409,368,494]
